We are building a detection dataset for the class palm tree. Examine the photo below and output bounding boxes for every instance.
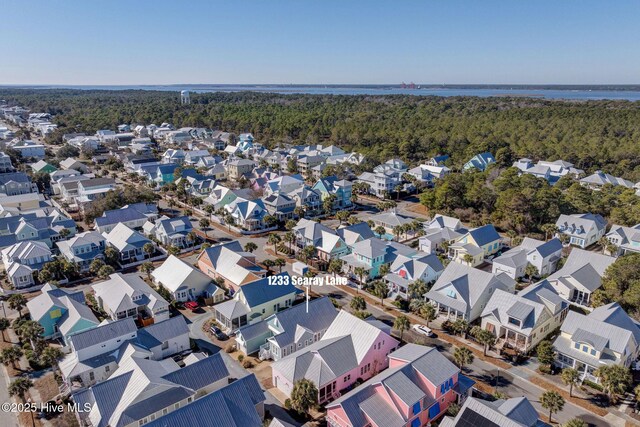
[262,259,275,272]
[8,294,26,319]
[284,231,296,253]
[419,304,437,327]
[350,296,366,311]
[186,231,198,247]
[353,267,367,293]
[16,321,44,355]
[472,328,497,356]
[462,253,474,266]
[40,347,64,373]
[561,368,580,398]
[8,377,33,402]
[378,263,390,277]
[199,218,211,237]
[140,262,154,280]
[453,347,474,370]
[408,279,429,300]
[335,210,350,226]
[0,318,10,342]
[0,347,23,370]
[540,390,565,423]
[541,224,558,241]
[244,242,258,253]
[392,226,403,241]
[595,364,632,403]
[143,242,155,259]
[373,281,388,306]
[274,258,286,273]
[374,226,386,237]
[268,234,281,254]
[285,220,297,231]
[393,315,410,343]
[524,263,538,283]
[328,258,343,278]
[203,204,214,220]
[98,265,115,279]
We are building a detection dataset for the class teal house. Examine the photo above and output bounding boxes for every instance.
[312,176,353,211]
[26,284,99,344]
[340,237,416,281]
[154,163,180,185]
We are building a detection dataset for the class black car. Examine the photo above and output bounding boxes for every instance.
[210,326,228,340]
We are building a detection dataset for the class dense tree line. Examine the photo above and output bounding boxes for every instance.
[420,166,640,234]
[2,89,640,179]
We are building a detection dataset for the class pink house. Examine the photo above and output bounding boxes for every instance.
[271,310,399,404]
[325,344,475,427]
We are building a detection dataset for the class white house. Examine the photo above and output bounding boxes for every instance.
[491,237,563,280]
[555,213,607,249]
[151,255,222,303]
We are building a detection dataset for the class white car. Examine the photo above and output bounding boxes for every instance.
[412,324,433,337]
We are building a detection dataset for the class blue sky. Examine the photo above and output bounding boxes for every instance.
[1,0,639,85]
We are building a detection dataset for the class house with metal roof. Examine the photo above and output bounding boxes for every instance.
[72,351,232,427]
[313,176,353,210]
[0,211,77,249]
[264,174,305,196]
[449,224,502,267]
[605,223,640,256]
[440,396,548,427]
[419,214,467,254]
[424,262,516,322]
[553,303,640,383]
[336,222,376,249]
[341,237,416,281]
[272,310,399,404]
[152,255,222,303]
[224,197,268,231]
[94,203,158,233]
[555,213,606,249]
[262,193,297,221]
[545,248,615,306]
[102,223,156,266]
[30,159,56,174]
[369,211,415,238]
[212,273,302,332]
[463,152,495,172]
[144,215,194,249]
[0,171,38,196]
[384,253,444,299]
[481,281,569,354]
[491,237,563,280]
[197,241,266,292]
[27,283,99,341]
[1,240,52,288]
[92,273,170,323]
[235,296,338,359]
[59,316,190,393]
[580,170,635,190]
[56,230,106,272]
[143,373,266,427]
[59,157,89,173]
[326,344,475,427]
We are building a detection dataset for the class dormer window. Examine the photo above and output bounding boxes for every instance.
[446,289,456,298]
[508,317,521,327]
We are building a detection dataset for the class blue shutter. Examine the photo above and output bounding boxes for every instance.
[412,401,421,415]
[428,402,441,419]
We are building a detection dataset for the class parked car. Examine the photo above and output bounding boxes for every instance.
[184,301,199,311]
[412,324,434,337]
[210,326,228,340]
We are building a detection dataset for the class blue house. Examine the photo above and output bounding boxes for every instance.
[312,176,353,211]
[26,284,99,342]
[463,152,496,172]
[154,163,180,185]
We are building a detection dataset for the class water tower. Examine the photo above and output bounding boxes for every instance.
[180,90,190,105]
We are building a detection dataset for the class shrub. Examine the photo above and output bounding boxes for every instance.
[225,343,235,353]
[284,399,291,410]
[538,364,552,375]
[237,354,244,363]
[242,359,254,369]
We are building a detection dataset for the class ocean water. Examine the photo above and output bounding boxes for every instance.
[4,84,640,101]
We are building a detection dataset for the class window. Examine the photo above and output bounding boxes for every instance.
[574,342,580,350]
[412,401,421,415]
[590,349,596,356]
[89,372,95,381]
[105,365,110,373]
[343,375,351,382]
[582,345,588,353]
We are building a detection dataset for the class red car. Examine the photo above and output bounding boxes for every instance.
[184,301,199,311]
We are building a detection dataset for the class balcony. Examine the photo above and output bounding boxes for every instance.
[259,343,272,361]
